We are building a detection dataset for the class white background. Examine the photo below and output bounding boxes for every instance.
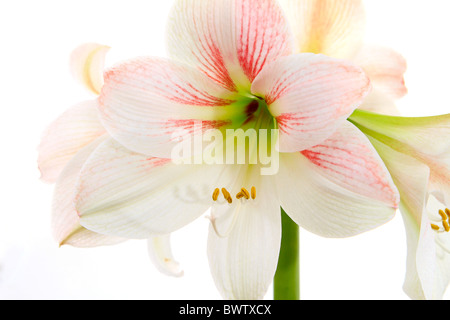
[0,0,449,300]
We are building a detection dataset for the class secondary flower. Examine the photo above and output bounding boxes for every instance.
[38,43,183,277]
[349,109,450,300]
[279,0,408,116]
[74,0,400,299]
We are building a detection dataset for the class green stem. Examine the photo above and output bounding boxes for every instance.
[273,208,300,300]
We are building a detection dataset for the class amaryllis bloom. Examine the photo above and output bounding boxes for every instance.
[71,0,400,299]
[38,43,183,277]
[279,0,408,116]
[349,110,450,300]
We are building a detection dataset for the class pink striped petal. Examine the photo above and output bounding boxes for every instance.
[99,57,245,158]
[301,121,399,208]
[276,151,397,238]
[38,100,106,183]
[280,0,366,58]
[52,136,125,248]
[252,54,371,152]
[353,45,408,99]
[148,235,184,278]
[166,0,293,91]
[70,43,110,95]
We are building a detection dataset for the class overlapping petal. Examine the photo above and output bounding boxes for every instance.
[279,0,366,58]
[251,53,371,152]
[38,100,106,183]
[167,0,293,92]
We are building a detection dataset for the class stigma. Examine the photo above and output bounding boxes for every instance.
[431,208,450,233]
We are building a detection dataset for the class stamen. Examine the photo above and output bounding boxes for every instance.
[241,188,250,200]
[251,186,256,200]
[431,224,440,231]
[444,220,450,233]
[236,192,244,200]
[446,208,450,216]
[212,188,220,201]
[222,188,233,204]
[439,209,448,221]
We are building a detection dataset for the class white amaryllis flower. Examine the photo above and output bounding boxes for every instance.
[349,110,450,300]
[279,0,408,116]
[71,0,400,300]
[38,43,183,277]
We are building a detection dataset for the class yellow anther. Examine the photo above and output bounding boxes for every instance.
[241,188,250,199]
[251,186,256,200]
[439,209,448,221]
[222,188,233,204]
[444,220,450,233]
[236,192,244,200]
[212,188,220,201]
[446,208,450,217]
[431,224,440,231]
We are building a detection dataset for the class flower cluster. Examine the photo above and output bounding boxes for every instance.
[38,0,449,300]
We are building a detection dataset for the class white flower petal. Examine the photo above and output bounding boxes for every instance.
[167,0,293,91]
[423,196,450,300]
[38,100,106,183]
[148,235,184,278]
[252,53,371,152]
[77,138,240,239]
[276,152,396,238]
[70,43,110,95]
[52,136,125,248]
[353,45,408,100]
[207,168,281,300]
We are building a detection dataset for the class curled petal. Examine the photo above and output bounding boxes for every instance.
[279,0,366,58]
[167,0,293,91]
[252,54,371,152]
[148,235,184,278]
[38,100,106,183]
[70,43,110,95]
